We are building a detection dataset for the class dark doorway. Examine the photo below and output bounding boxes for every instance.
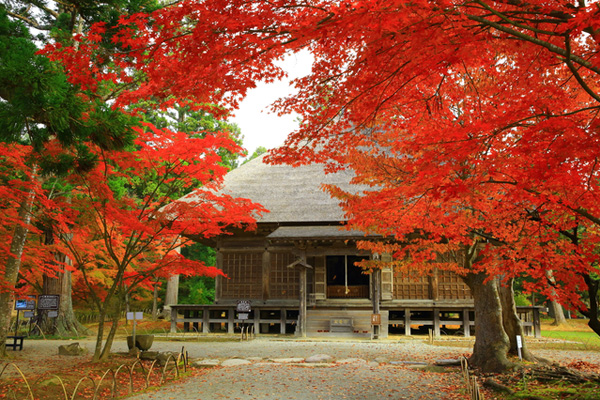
[326,255,370,298]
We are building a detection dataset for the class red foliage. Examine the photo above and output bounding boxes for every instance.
[40,0,600,308]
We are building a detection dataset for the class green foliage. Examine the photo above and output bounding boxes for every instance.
[179,243,216,304]
[179,276,215,305]
[242,146,268,165]
[0,9,137,173]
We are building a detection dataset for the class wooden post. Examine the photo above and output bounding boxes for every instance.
[299,267,307,337]
[371,269,381,339]
[404,308,411,336]
[462,308,471,337]
[262,249,270,301]
[533,307,541,338]
[170,307,177,333]
[280,308,287,334]
[253,307,260,336]
[433,308,440,337]
[228,307,234,334]
[202,306,210,333]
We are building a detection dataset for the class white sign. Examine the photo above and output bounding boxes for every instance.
[516,335,522,349]
[126,312,144,320]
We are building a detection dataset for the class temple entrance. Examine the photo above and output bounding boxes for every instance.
[326,255,370,298]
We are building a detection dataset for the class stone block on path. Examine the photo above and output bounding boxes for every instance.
[270,357,305,364]
[58,343,88,356]
[193,359,221,367]
[221,359,252,367]
[306,354,333,363]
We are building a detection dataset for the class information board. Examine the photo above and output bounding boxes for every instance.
[38,295,60,310]
[236,300,251,313]
[15,298,35,310]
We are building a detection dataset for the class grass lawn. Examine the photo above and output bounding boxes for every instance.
[536,318,600,351]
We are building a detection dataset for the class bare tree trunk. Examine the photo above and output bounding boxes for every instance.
[549,300,567,326]
[152,282,159,320]
[38,227,86,337]
[54,260,87,337]
[546,270,567,326]
[162,274,179,318]
[0,181,35,357]
[464,272,513,373]
[579,274,600,337]
[498,277,538,362]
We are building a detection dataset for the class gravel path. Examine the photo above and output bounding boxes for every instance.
[3,336,600,399]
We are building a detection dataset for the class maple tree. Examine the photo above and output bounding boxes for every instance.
[47,124,263,361]
[28,0,600,371]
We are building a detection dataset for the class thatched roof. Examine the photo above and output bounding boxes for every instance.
[206,154,364,224]
[267,226,377,240]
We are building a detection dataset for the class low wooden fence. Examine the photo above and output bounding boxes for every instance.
[0,347,188,399]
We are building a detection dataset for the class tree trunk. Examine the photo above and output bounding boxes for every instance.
[162,274,179,318]
[464,272,513,373]
[498,277,537,362]
[152,282,159,320]
[38,227,86,337]
[549,300,567,326]
[580,274,600,337]
[546,270,567,326]
[0,183,35,357]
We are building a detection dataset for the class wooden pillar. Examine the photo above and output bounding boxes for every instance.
[299,267,307,337]
[433,308,440,337]
[253,307,260,336]
[202,306,210,333]
[371,269,381,339]
[262,250,270,301]
[170,307,177,333]
[430,269,439,300]
[183,309,190,332]
[215,248,223,302]
[533,307,541,338]
[227,307,234,334]
[404,308,411,336]
[462,308,471,337]
[280,308,287,334]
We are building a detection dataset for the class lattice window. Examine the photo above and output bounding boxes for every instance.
[438,270,472,299]
[220,253,263,299]
[393,270,430,299]
[270,252,298,299]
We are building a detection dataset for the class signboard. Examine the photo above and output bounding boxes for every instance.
[48,311,58,318]
[15,298,35,310]
[38,295,60,310]
[238,313,249,320]
[126,312,144,320]
[24,311,35,318]
[371,314,381,326]
[236,300,251,313]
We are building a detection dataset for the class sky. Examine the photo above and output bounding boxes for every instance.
[231,50,313,158]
